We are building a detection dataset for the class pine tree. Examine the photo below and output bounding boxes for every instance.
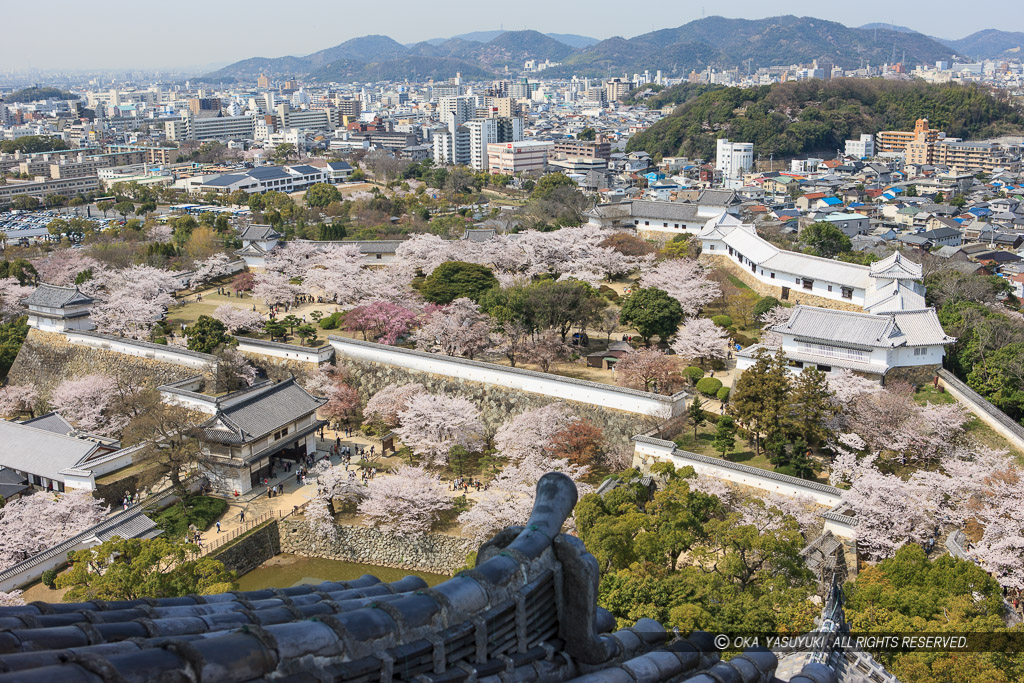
[730,349,790,454]
[713,416,736,457]
[785,367,838,448]
[688,395,707,438]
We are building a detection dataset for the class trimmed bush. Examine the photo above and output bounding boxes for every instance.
[41,569,58,589]
[684,366,704,384]
[319,311,344,330]
[598,285,620,302]
[754,296,782,320]
[696,377,723,396]
[717,386,731,402]
[711,315,733,328]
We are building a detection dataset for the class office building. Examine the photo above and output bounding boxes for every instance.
[715,139,753,178]
[466,117,523,171]
[165,114,255,142]
[553,138,611,161]
[844,134,874,158]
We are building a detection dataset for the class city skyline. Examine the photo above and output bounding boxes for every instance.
[2,0,1023,72]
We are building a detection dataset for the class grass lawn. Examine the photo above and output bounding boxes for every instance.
[725,273,753,290]
[154,496,229,536]
[673,424,830,484]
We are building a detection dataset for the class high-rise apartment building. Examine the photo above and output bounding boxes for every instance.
[465,117,523,170]
[844,134,875,158]
[188,98,221,116]
[257,74,270,89]
[604,78,630,102]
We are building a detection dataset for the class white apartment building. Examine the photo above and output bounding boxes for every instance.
[715,138,753,178]
[845,134,875,158]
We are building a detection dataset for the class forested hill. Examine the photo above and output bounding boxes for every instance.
[626,79,1024,161]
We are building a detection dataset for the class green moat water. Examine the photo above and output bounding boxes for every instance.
[236,554,450,591]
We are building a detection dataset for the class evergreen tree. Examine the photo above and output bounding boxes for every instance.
[785,367,838,448]
[713,415,736,457]
[730,349,790,454]
[688,395,706,438]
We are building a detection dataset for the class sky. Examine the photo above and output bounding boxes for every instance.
[2,0,1022,72]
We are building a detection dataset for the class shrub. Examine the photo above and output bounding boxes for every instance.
[684,366,704,384]
[319,311,344,330]
[732,333,754,347]
[711,315,733,328]
[598,285,620,302]
[753,296,781,320]
[41,569,58,588]
[696,377,723,396]
[717,386,731,402]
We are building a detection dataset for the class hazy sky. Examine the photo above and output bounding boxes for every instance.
[3,0,1022,71]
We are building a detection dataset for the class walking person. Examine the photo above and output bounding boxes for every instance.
[216,521,221,533]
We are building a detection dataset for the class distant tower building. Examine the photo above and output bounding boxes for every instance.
[715,139,753,178]
[257,73,270,89]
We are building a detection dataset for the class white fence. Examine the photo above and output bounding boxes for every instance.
[329,336,687,418]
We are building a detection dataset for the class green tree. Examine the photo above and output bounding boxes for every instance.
[518,279,606,341]
[265,321,287,341]
[97,199,114,217]
[0,316,29,380]
[272,143,296,165]
[904,184,919,197]
[577,127,597,141]
[295,323,318,344]
[0,258,38,285]
[57,536,235,602]
[785,367,837,448]
[530,172,578,200]
[799,221,852,259]
[713,415,736,456]
[950,194,967,208]
[282,314,301,335]
[752,296,781,321]
[304,182,342,207]
[419,261,499,305]
[183,315,230,353]
[730,348,790,455]
[933,191,944,203]
[619,287,684,345]
[688,395,706,438]
[113,200,135,219]
[660,233,700,260]
[11,195,39,211]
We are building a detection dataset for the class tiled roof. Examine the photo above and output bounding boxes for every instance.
[775,306,904,348]
[0,474,840,682]
[19,412,74,435]
[22,283,92,308]
[198,378,326,445]
[870,251,923,280]
[0,420,99,481]
[239,224,280,242]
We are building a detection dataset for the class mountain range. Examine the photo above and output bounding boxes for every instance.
[201,16,1023,83]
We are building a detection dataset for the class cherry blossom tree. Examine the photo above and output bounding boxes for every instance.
[839,455,937,561]
[297,244,365,302]
[49,373,126,435]
[90,265,180,302]
[190,253,234,290]
[0,384,39,419]
[91,288,169,340]
[363,383,427,429]
[306,367,360,426]
[345,301,419,345]
[216,348,258,389]
[264,242,330,280]
[524,329,569,372]
[757,306,793,346]
[148,224,174,243]
[639,259,721,318]
[413,298,491,358]
[357,465,452,535]
[614,347,679,394]
[458,454,592,542]
[305,460,367,540]
[670,317,729,366]
[212,304,264,334]
[491,320,531,367]
[252,271,300,307]
[395,234,462,275]
[395,393,484,466]
[0,490,108,571]
[493,403,578,463]
[33,250,101,286]
[0,278,35,320]
[0,591,24,606]
[826,370,879,404]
